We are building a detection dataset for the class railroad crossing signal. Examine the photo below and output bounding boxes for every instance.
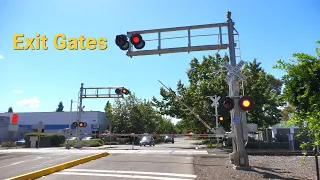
[223,60,247,82]
[222,97,235,111]
[115,35,130,50]
[239,96,254,111]
[72,122,78,128]
[115,34,145,50]
[130,34,145,49]
[115,87,130,95]
[220,96,254,111]
[79,122,87,128]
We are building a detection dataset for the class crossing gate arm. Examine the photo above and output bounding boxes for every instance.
[157,80,216,133]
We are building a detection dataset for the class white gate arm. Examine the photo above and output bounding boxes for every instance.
[158,80,216,133]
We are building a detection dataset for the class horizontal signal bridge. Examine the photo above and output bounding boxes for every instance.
[126,22,234,57]
[81,86,124,99]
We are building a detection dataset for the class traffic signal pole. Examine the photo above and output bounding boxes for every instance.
[226,13,249,168]
[74,83,128,149]
[118,11,249,168]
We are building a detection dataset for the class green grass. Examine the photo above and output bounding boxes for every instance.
[184,138,198,140]
[206,143,233,149]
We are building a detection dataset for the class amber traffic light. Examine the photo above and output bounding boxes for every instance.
[115,34,130,50]
[130,34,145,49]
[239,96,254,111]
[218,115,224,121]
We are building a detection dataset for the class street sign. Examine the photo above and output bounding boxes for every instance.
[232,117,241,123]
[223,60,247,82]
[38,121,44,132]
[93,124,99,129]
[11,113,19,124]
[8,124,19,131]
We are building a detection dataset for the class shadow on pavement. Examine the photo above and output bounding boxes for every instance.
[243,166,300,180]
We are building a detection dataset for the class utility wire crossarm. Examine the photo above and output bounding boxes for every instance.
[158,80,216,133]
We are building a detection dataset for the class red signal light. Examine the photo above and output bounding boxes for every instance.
[79,122,84,127]
[130,34,145,49]
[239,96,254,111]
[133,36,140,44]
[72,122,78,127]
[221,97,235,111]
[115,87,130,95]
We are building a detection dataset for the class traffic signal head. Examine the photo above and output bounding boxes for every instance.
[239,96,254,111]
[218,115,224,121]
[222,97,235,111]
[115,87,130,95]
[72,122,78,127]
[130,34,145,49]
[115,35,129,50]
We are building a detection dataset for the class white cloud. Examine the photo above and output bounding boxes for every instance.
[12,90,23,94]
[0,55,3,59]
[16,97,40,108]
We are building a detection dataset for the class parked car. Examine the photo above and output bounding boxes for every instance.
[66,137,77,141]
[165,136,174,143]
[15,138,25,146]
[139,136,155,146]
[82,137,93,140]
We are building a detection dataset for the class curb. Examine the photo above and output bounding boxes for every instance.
[6,152,109,180]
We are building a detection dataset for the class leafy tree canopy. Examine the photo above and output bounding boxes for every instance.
[273,40,320,149]
[111,94,176,134]
[8,107,13,113]
[56,101,64,112]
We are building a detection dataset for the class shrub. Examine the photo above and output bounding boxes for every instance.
[1,141,16,147]
[24,133,65,147]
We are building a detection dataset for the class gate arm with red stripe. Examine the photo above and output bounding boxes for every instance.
[158,80,216,134]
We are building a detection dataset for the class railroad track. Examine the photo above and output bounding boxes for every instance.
[246,151,315,156]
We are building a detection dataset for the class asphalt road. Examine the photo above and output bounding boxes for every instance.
[0,138,205,179]
[0,152,90,180]
[39,154,197,180]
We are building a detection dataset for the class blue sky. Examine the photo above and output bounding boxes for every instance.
[0,0,319,123]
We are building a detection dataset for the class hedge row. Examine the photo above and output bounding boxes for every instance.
[24,133,65,147]
[1,141,17,147]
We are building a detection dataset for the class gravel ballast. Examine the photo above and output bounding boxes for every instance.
[194,150,319,180]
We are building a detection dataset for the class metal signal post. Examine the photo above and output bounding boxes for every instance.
[117,11,250,168]
[74,83,131,149]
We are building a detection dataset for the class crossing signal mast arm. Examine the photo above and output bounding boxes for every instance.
[158,80,216,133]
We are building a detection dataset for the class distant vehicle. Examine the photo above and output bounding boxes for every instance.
[82,137,93,140]
[15,138,25,146]
[66,137,77,141]
[165,136,174,143]
[139,136,155,146]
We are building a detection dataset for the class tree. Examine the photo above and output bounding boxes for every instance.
[273,40,320,150]
[104,101,113,131]
[153,53,284,133]
[281,104,295,121]
[56,101,64,112]
[111,94,173,134]
[8,107,13,113]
